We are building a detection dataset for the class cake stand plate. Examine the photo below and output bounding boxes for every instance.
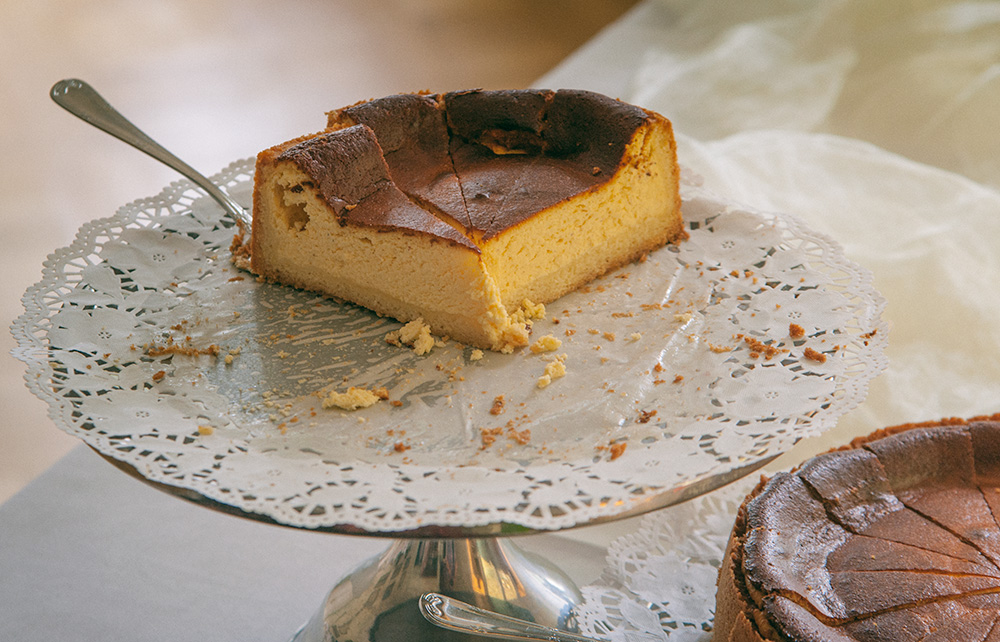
[12,162,887,640]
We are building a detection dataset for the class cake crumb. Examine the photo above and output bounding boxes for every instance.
[789,323,806,339]
[469,349,484,361]
[510,299,546,326]
[637,409,657,424]
[743,335,785,360]
[480,426,504,449]
[152,370,166,383]
[385,318,436,355]
[609,441,627,460]
[522,300,546,319]
[537,355,567,388]
[628,332,642,342]
[508,426,531,445]
[803,347,828,363]
[229,234,251,270]
[490,395,506,416]
[197,425,214,436]
[530,335,562,353]
[144,341,222,358]
[321,386,388,411]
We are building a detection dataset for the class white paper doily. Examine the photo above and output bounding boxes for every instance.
[576,478,754,642]
[12,159,887,532]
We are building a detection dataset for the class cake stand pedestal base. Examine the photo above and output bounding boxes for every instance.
[291,536,583,642]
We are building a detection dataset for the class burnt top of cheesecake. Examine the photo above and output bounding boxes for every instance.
[334,92,473,231]
[276,124,476,250]
[325,88,658,242]
[733,416,1000,642]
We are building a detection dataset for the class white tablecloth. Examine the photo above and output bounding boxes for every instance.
[541,0,1000,465]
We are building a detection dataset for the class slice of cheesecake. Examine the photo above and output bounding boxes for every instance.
[249,89,682,352]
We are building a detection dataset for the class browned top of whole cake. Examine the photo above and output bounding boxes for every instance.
[323,88,657,242]
[730,415,1000,642]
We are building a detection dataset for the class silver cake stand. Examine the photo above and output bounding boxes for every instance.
[16,80,889,641]
[99,443,776,642]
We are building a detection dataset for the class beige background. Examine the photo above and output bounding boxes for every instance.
[0,0,639,503]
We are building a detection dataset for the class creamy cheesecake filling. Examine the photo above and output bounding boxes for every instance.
[250,89,682,351]
[253,153,528,350]
[477,123,681,311]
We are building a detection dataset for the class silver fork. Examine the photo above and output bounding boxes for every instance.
[419,592,609,642]
[49,78,252,232]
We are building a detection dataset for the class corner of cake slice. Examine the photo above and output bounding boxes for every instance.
[442,89,683,312]
[249,123,529,352]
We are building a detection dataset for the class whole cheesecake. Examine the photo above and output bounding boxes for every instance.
[715,416,1000,642]
[249,89,682,352]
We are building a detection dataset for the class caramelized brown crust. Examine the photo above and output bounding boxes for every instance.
[318,88,669,243]
[444,89,656,240]
[715,415,1000,642]
[262,124,476,250]
[331,92,473,230]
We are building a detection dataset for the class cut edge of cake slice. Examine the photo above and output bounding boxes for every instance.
[472,103,682,312]
[249,124,530,352]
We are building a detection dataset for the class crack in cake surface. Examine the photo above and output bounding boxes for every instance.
[715,418,1000,642]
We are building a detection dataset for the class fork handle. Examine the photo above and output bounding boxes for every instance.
[419,593,607,642]
[50,78,251,230]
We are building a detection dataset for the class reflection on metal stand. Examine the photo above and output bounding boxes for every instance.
[98,445,779,641]
[292,537,581,642]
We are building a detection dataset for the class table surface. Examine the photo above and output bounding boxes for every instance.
[6,1,1000,640]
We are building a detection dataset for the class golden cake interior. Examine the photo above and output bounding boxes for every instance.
[250,89,682,351]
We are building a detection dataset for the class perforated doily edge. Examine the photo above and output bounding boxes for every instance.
[11,162,889,533]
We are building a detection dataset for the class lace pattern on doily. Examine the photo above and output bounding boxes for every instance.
[12,161,887,532]
[577,480,754,642]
